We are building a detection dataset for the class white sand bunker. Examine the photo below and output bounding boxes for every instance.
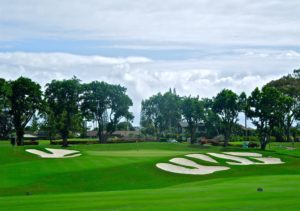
[224,152,262,157]
[156,152,284,175]
[208,152,284,165]
[252,157,284,165]
[208,153,255,165]
[26,148,81,158]
[186,154,218,163]
[156,158,229,175]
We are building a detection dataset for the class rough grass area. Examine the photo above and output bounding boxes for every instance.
[0,141,300,210]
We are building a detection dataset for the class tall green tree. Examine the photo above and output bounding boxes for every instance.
[181,96,205,144]
[161,89,181,133]
[140,89,181,140]
[267,74,300,142]
[39,109,57,141]
[141,93,164,140]
[212,89,240,146]
[247,86,285,150]
[202,98,222,138]
[81,81,133,143]
[45,78,81,147]
[9,77,43,145]
[0,78,12,139]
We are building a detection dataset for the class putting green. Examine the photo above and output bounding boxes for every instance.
[0,141,300,210]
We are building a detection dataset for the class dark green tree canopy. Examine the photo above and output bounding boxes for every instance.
[212,89,240,145]
[141,93,164,139]
[0,78,12,138]
[247,86,286,149]
[45,77,82,146]
[9,77,43,145]
[181,96,205,143]
[141,89,181,140]
[81,81,133,143]
[267,74,300,142]
[202,98,222,138]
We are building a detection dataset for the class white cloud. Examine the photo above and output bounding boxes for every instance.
[0,1,299,127]
[0,0,300,46]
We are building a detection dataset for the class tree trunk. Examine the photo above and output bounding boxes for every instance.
[260,142,267,150]
[286,126,291,143]
[97,120,106,144]
[16,129,24,146]
[98,127,102,143]
[61,130,68,147]
[62,135,68,147]
[260,136,268,150]
[155,127,160,142]
[223,134,229,147]
[101,133,107,144]
[189,127,195,144]
[98,129,107,144]
[223,128,230,147]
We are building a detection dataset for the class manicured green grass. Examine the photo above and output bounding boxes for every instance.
[0,141,300,210]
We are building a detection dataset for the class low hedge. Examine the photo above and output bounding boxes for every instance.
[50,138,157,145]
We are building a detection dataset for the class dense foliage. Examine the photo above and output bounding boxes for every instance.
[81,81,133,143]
[140,69,300,149]
[9,77,43,145]
[1,69,300,150]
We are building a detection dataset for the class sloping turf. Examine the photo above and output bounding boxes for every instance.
[0,141,300,210]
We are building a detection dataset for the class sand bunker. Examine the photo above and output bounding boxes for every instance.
[156,158,229,175]
[186,154,218,163]
[26,148,81,158]
[252,157,284,164]
[222,152,284,165]
[208,153,255,165]
[156,152,284,175]
[224,152,262,157]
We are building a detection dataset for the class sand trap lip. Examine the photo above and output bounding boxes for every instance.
[224,152,262,157]
[26,148,81,158]
[156,158,229,175]
[186,154,218,163]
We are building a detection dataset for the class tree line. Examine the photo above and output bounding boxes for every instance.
[141,69,300,150]
[0,77,133,146]
[1,69,300,150]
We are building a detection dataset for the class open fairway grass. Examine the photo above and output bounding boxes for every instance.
[1,141,300,210]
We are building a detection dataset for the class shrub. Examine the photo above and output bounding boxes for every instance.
[159,137,168,142]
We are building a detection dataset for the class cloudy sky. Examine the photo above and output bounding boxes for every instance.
[1,0,300,125]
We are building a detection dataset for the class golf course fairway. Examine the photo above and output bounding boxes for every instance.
[0,141,300,210]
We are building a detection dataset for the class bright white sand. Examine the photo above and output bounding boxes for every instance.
[156,158,229,175]
[186,154,218,163]
[207,153,255,165]
[156,152,284,175]
[223,152,284,164]
[208,152,284,165]
[253,157,284,164]
[224,152,262,157]
[26,148,81,158]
